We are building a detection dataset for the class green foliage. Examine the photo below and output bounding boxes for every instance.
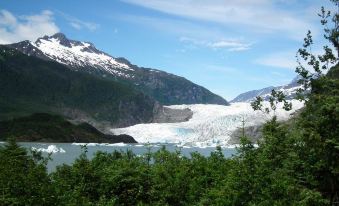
[290,73,339,203]
[0,139,56,206]
[251,90,292,114]
[249,1,339,204]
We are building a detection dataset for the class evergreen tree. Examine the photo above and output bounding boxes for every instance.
[0,139,55,206]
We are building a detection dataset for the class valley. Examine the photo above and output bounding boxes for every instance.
[0,33,306,145]
[0,1,338,205]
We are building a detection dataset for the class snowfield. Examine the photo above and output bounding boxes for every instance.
[111,100,304,147]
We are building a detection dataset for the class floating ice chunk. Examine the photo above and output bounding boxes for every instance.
[105,142,128,147]
[71,143,88,146]
[71,142,99,146]
[32,145,66,153]
[71,142,129,147]
[86,143,98,146]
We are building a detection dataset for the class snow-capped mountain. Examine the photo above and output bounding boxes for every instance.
[231,76,303,103]
[8,33,228,105]
[33,34,133,77]
[9,33,134,78]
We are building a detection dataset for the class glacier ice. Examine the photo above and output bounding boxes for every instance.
[111,101,304,147]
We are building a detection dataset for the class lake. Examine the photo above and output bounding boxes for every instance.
[12,142,238,172]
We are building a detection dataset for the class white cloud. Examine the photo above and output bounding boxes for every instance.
[120,14,224,40]
[57,11,99,31]
[121,0,317,39]
[120,14,252,52]
[69,22,82,30]
[209,40,251,51]
[0,10,59,44]
[180,37,251,52]
[0,10,17,26]
[255,51,298,70]
[255,47,334,71]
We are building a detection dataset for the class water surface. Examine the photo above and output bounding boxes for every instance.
[14,142,237,172]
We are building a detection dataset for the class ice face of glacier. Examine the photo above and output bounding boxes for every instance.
[111,100,304,147]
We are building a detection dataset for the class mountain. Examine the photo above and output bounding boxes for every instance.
[8,33,228,105]
[0,113,137,143]
[0,45,160,128]
[230,77,302,103]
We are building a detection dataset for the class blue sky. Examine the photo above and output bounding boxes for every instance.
[0,0,332,100]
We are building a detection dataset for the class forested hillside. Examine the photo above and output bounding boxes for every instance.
[0,113,137,143]
[0,46,156,127]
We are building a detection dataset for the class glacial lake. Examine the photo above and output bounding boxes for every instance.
[10,142,238,173]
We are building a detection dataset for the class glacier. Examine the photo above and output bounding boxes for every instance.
[111,100,304,147]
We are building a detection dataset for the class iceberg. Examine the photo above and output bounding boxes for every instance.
[32,145,66,153]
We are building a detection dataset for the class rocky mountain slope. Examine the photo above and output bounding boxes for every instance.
[0,45,159,127]
[8,33,228,105]
[231,76,302,103]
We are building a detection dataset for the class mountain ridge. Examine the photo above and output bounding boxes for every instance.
[231,77,302,103]
[8,33,228,105]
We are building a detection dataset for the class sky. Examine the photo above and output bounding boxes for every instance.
[0,0,333,100]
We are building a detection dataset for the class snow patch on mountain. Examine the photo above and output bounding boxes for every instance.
[31,34,134,78]
[231,77,303,103]
[111,100,304,147]
[256,85,304,102]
